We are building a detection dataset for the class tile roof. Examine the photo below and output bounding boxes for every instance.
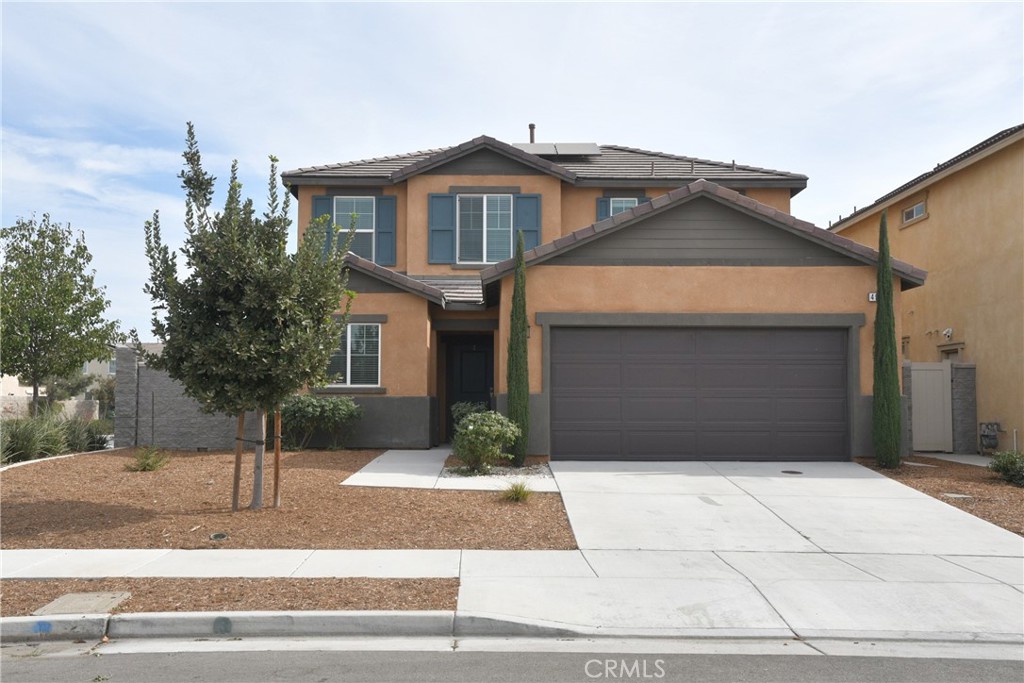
[830,123,1024,231]
[407,276,484,304]
[282,136,806,190]
[343,253,447,306]
[480,179,926,289]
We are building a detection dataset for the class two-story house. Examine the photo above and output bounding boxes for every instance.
[281,135,924,461]
[829,124,1023,453]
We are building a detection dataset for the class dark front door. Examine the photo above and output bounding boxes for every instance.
[444,334,494,441]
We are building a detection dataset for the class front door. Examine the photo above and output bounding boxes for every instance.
[444,334,494,441]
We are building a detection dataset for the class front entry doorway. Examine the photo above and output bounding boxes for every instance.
[443,333,494,442]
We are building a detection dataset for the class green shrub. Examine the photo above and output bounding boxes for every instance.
[125,446,168,472]
[60,417,93,453]
[452,411,520,474]
[86,420,113,450]
[451,401,488,431]
[281,395,363,450]
[0,414,68,464]
[501,479,532,503]
[989,451,1024,487]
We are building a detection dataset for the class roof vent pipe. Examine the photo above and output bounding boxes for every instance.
[529,123,536,143]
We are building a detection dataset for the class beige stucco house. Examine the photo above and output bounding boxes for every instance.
[829,124,1023,453]
[282,135,924,461]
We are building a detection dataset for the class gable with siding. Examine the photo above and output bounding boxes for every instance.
[546,197,858,267]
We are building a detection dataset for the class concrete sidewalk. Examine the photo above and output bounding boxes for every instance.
[2,452,1022,645]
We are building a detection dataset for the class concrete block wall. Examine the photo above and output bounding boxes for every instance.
[951,364,977,454]
[114,347,260,450]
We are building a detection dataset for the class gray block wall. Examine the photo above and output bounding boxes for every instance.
[951,364,977,454]
[114,347,261,450]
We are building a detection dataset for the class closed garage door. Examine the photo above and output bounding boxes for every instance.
[550,327,848,461]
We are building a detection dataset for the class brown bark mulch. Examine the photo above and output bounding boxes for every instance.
[857,455,1023,536]
[0,578,458,618]
[0,449,577,550]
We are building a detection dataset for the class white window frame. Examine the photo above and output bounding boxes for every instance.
[327,323,381,387]
[333,196,376,261]
[456,194,513,264]
[609,197,639,215]
[901,200,926,225]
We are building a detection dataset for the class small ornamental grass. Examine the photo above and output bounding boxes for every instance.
[501,479,533,503]
[452,410,520,474]
[989,451,1024,487]
[125,446,169,472]
[0,414,109,464]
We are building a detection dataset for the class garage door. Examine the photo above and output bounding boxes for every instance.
[550,327,848,461]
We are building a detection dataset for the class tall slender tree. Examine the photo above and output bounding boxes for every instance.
[1,215,122,414]
[139,123,353,509]
[506,231,530,466]
[872,211,901,468]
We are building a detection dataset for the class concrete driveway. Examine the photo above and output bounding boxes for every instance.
[458,460,1024,642]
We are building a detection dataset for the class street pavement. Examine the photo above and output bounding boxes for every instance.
[2,451,1022,649]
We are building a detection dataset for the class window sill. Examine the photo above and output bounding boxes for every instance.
[451,264,489,270]
[900,213,929,229]
[314,386,387,395]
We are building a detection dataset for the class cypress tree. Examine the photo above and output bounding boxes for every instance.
[873,211,901,468]
[507,231,530,467]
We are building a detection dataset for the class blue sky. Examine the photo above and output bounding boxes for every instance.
[3,1,1021,338]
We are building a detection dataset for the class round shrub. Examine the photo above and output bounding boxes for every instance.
[452,410,520,474]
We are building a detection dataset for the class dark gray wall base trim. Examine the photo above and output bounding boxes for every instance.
[433,319,499,331]
[349,314,388,324]
[495,393,548,456]
[449,186,522,194]
[344,396,435,449]
[535,312,866,328]
[852,394,912,458]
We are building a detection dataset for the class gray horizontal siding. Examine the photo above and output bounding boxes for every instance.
[424,149,543,176]
[549,197,856,267]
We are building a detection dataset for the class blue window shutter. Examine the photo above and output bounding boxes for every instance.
[596,197,611,221]
[428,194,456,263]
[312,195,334,256]
[513,194,541,250]
[375,196,396,266]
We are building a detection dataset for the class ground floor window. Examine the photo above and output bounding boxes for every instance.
[327,323,380,386]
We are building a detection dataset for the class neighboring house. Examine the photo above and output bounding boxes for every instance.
[277,134,924,462]
[828,124,1023,453]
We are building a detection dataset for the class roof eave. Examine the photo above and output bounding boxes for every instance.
[343,254,447,307]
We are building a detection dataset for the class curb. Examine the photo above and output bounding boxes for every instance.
[0,614,108,641]
[3,611,1023,645]
[107,610,454,639]
[0,447,127,473]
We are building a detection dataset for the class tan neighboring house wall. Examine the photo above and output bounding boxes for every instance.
[831,126,1023,451]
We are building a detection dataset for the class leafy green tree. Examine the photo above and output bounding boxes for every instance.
[138,123,353,510]
[873,212,901,468]
[506,231,530,466]
[45,371,96,403]
[1,215,122,414]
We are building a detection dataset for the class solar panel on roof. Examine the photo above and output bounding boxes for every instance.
[512,143,558,155]
[553,143,601,156]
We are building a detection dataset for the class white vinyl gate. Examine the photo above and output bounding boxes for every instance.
[910,362,953,452]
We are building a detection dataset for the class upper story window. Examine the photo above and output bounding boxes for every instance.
[609,197,639,215]
[901,200,926,225]
[327,323,380,387]
[457,194,512,263]
[333,197,375,260]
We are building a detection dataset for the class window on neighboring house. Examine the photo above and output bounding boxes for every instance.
[333,197,375,260]
[457,194,512,263]
[609,197,639,215]
[108,358,116,375]
[902,200,926,224]
[327,323,380,386]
